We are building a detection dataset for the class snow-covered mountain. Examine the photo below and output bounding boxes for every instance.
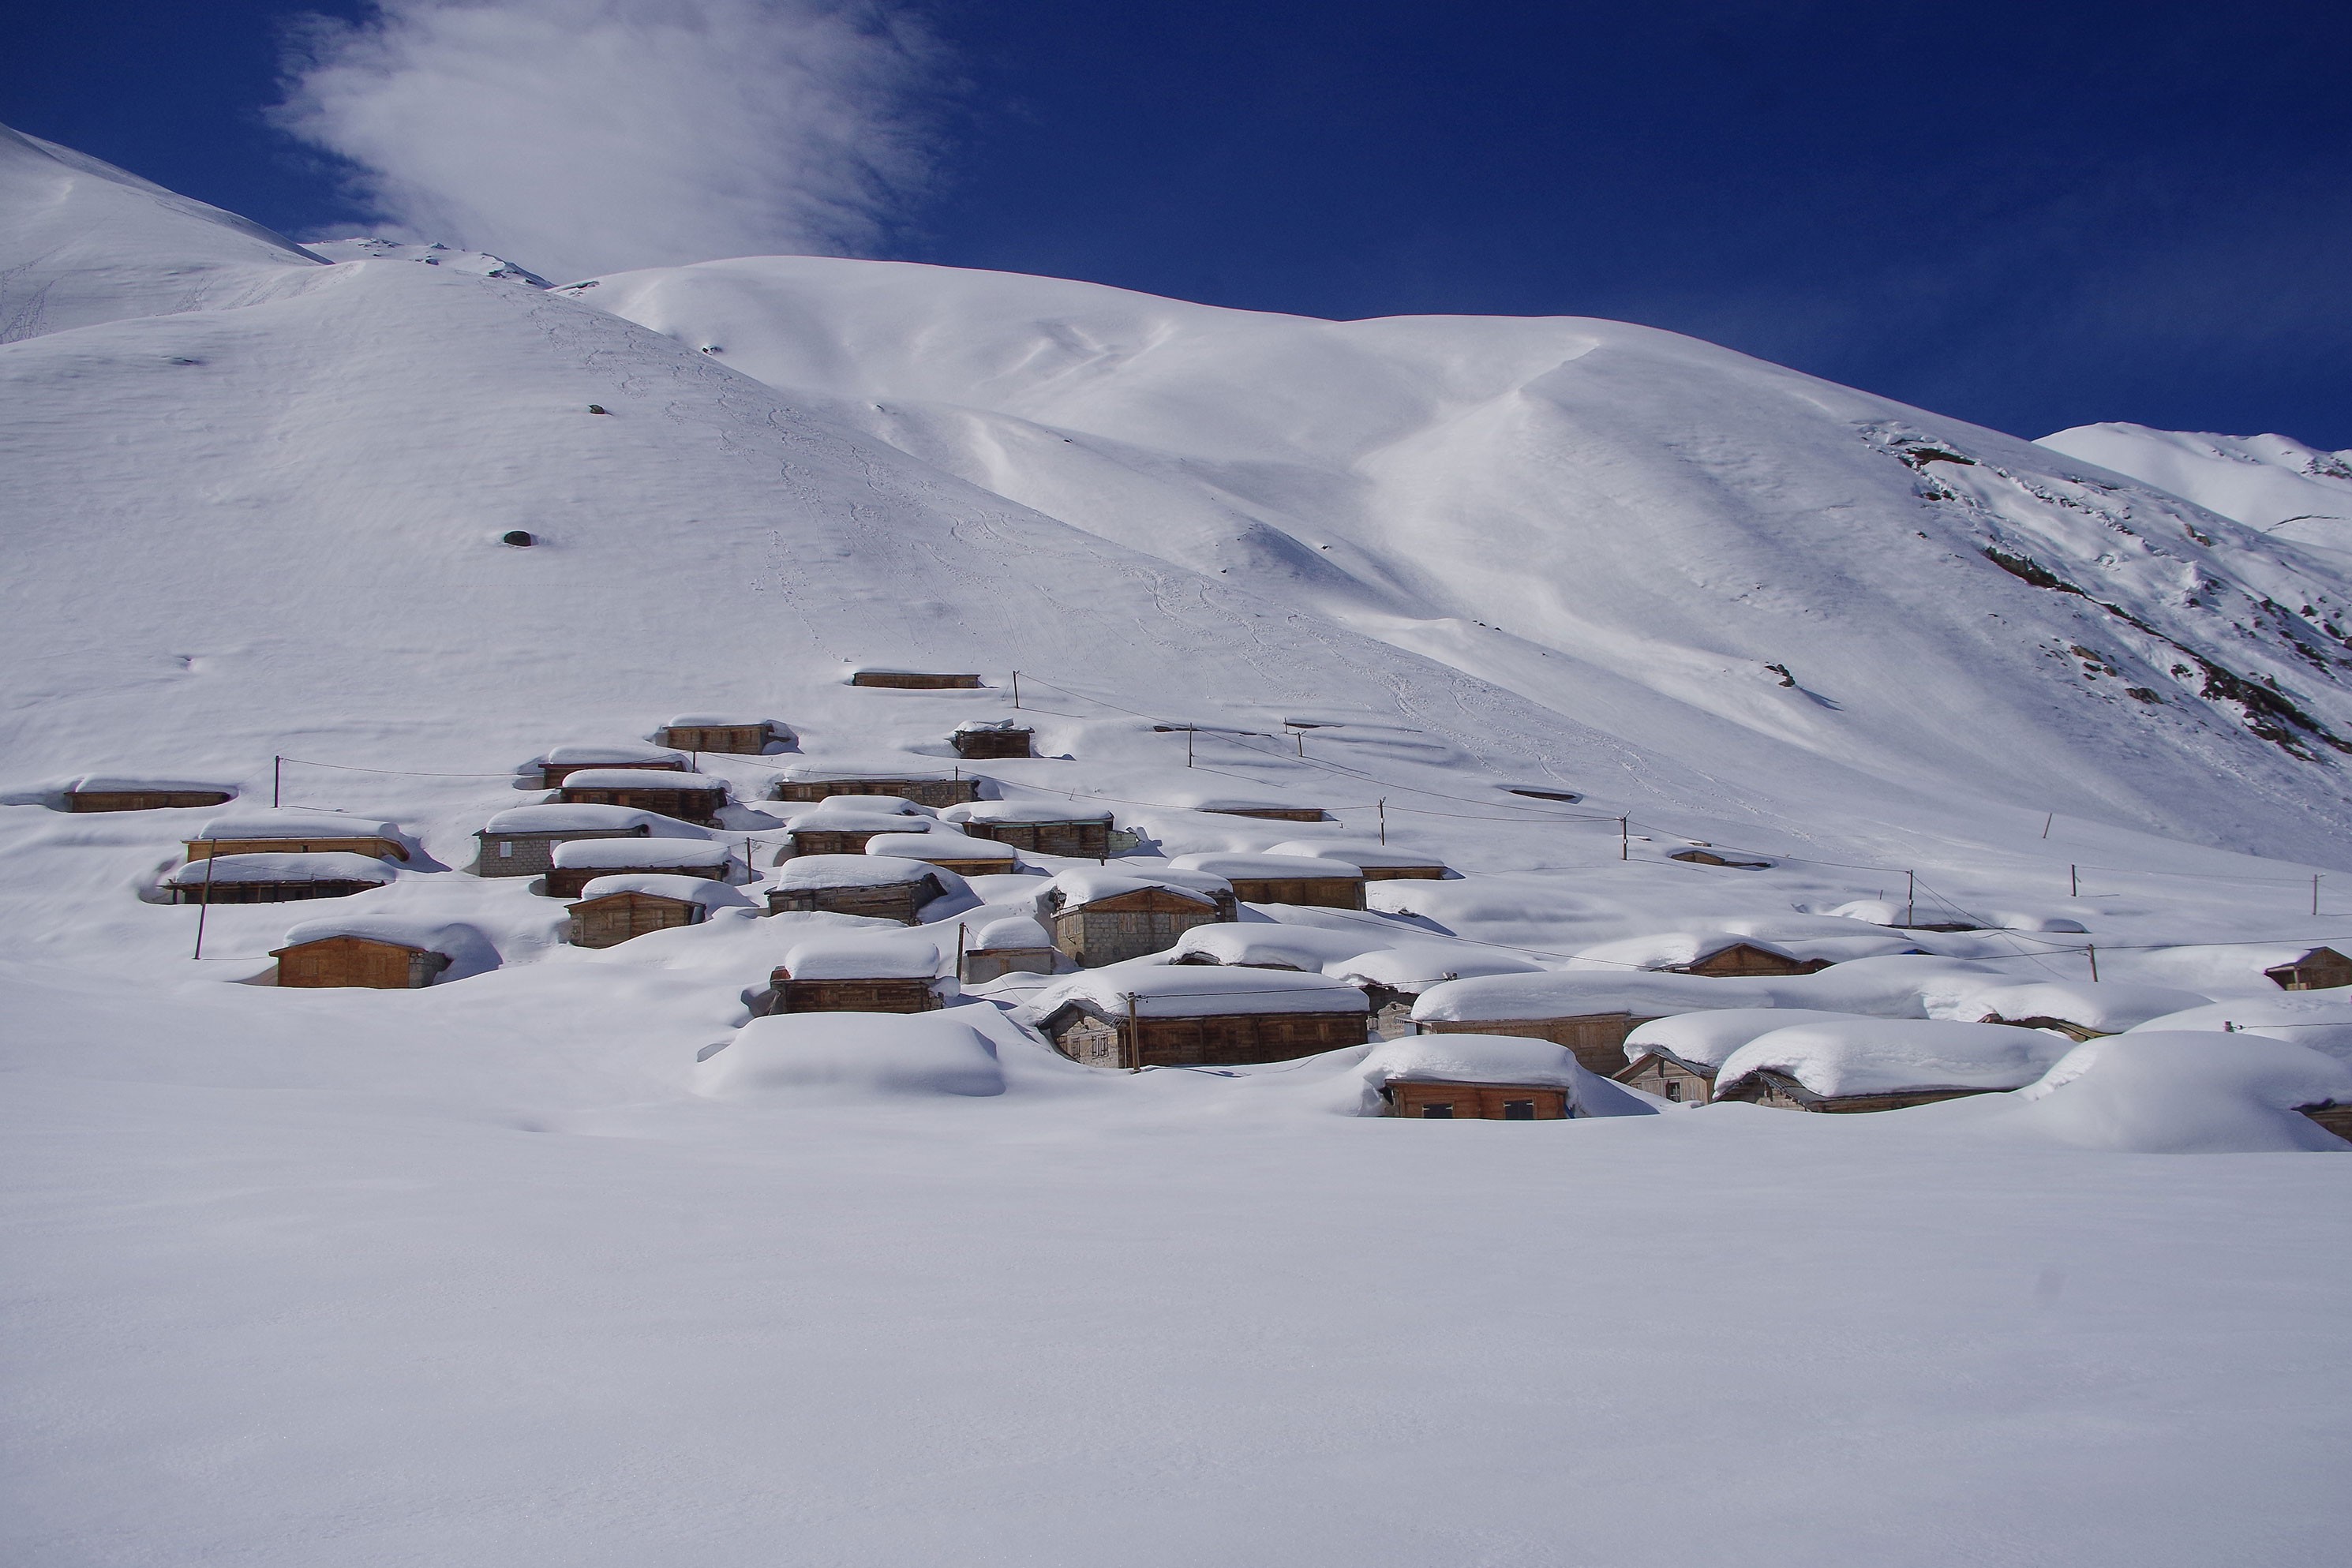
[2041,421,2352,552]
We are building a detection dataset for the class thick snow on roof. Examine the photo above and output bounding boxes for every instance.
[1264,840,1447,869]
[1164,791,1320,813]
[1043,866,1222,910]
[556,768,724,791]
[1415,970,1777,1023]
[69,776,237,795]
[193,809,399,840]
[2001,1031,2352,1152]
[1949,980,2212,1033]
[1363,1033,1586,1087]
[542,743,686,766]
[787,795,933,825]
[773,763,960,784]
[781,936,942,980]
[697,1012,1006,1101]
[2125,996,2352,1063]
[1622,1009,1874,1070]
[972,915,1053,950]
[480,803,684,835]
[665,713,782,729]
[168,851,392,886]
[866,831,1012,863]
[946,800,1113,825]
[953,718,1028,734]
[1717,1019,2074,1098]
[1569,930,1806,971]
[552,837,732,870]
[1328,942,1545,990]
[574,874,756,910]
[1169,852,1363,881]
[275,914,501,978]
[1170,923,1386,970]
[773,854,954,891]
[1024,961,1369,1021]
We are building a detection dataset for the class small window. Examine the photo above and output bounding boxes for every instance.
[498,841,514,857]
[1420,1102,1455,1119]
[1503,1100,1537,1120]
[1662,1080,1681,1102]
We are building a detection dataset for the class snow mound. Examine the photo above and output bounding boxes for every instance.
[1170,923,1386,970]
[552,838,732,871]
[945,800,1112,825]
[1414,969,1777,1023]
[781,936,942,979]
[1328,943,1544,989]
[864,831,1010,863]
[193,808,400,841]
[481,803,698,836]
[275,913,503,980]
[1718,1018,2075,1098]
[773,854,960,891]
[1170,852,1364,881]
[1354,1033,1657,1118]
[1042,866,1223,909]
[1021,961,1369,1022]
[1944,979,2212,1032]
[167,851,393,887]
[696,1012,1006,1100]
[573,874,756,911]
[541,743,687,768]
[2001,1031,2352,1153]
[788,795,934,824]
[1264,840,1448,870]
[2125,997,2352,1064]
[553,768,721,792]
[971,915,1051,949]
[1622,1008,1875,1070]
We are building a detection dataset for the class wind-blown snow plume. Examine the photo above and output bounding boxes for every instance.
[272,0,943,283]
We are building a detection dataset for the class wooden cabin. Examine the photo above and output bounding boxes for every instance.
[1615,1048,1715,1105]
[474,806,654,878]
[788,823,904,857]
[951,723,1033,760]
[959,810,1113,860]
[537,747,688,788]
[1383,1080,1571,1119]
[2264,947,2352,991]
[850,669,982,690]
[1713,1068,1994,1113]
[555,769,728,825]
[861,832,1020,878]
[772,774,982,809]
[657,718,784,754]
[545,838,731,898]
[1169,854,1365,911]
[961,945,1059,982]
[167,852,390,905]
[1977,1012,2101,1042]
[1670,848,1772,870]
[1205,805,1329,823]
[1264,840,1449,881]
[2298,1101,2352,1140]
[567,888,710,948]
[1671,941,1830,979]
[185,812,407,863]
[760,940,944,1015]
[1047,885,1224,967]
[1036,975,1369,1069]
[1416,1014,1658,1077]
[765,856,953,924]
[66,781,234,813]
[272,935,450,989]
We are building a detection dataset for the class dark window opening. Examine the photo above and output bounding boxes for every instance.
[1420,1103,1455,1119]
[1503,1100,1537,1120]
[1663,1080,1681,1101]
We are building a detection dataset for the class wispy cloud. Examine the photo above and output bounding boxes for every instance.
[272,0,946,283]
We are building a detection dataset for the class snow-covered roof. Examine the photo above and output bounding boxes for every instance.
[1264,840,1446,869]
[542,743,686,766]
[1168,851,1363,881]
[69,776,236,795]
[193,809,399,840]
[946,800,1113,825]
[556,768,725,791]
[972,915,1054,950]
[953,718,1030,733]
[774,764,961,784]
[787,795,933,824]
[665,713,780,728]
[480,803,677,835]
[696,1013,1004,1101]
[552,837,732,870]
[1328,943,1545,990]
[864,831,1014,863]
[2003,1031,2352,1152]
[1414,970,1776,1023]
[1023,962,1369,1021]
[274,914,501,978]
[1717,1018,2075,1098]
[1622,1008,1868,1071]
[781,936,942,980]
[772,854,954,891]
[573,874,756,910]
[1567,930,1825,971]
[168,851,392,885]
[1169,923,1386,970]
[1361,1033,1586,1087]
[1042,866,1222,911]
[2124,995,2352,1060]
[1166,791,1317,813]
[1953,980,2212,1034]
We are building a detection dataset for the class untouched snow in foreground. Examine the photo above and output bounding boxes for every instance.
[5,125,2352,1566]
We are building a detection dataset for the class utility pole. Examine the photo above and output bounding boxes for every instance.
[2087,944,2099,982]
[1905,870,1916,927]
[2042,813,2053,840]
[192,860,213,960]
[1124,993,1142,1072]
[1620,817,1628,861]
[1010,669,1021,709]
[2070,864,2079,898]
[1187,728,1195,767]
[2316,874,2323,918]
[1377,799,1387,845]
[272,755,283,808]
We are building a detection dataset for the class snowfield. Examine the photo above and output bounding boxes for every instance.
[5,124,2352,1566]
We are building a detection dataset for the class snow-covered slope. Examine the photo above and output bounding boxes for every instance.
[2040,421,2352,551]
[571,256,2352,856]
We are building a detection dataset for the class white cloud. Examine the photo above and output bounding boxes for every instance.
[272,0,945,283]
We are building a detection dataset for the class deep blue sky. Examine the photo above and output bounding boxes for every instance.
[8,0,2348,445]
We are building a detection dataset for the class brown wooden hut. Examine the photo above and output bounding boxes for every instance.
[1670,848,1772,870]
[850,669,982,689]
[1671,941,1831,979]
[1205,805,1329,823]
[657,718,785,754]
[537,747,688,788]
[565,876,750,949]
[1713,1068,1994,1113]
[1264,840,1449,881]
[760,939,945,1014]
[1043,874,1228,967]
[951,722,1034,760]
[66,780,235,813]
[1615,1048,1715,1104]
[958,809,1114,860]
[861,832,1021,878]
[272,934,450,989]
[185,811,407,863]
[1383,1081,1571,1119]
[545,839,732,898]
[1032,969,1369,1068]
[2298,1100,2352,1139]
[474,806,655,878]
[167,852,391,905]
[764,855,952,924]
[771,773,982,809]
[2264,947,2352,991]
[1169,854,1365,910]
[788,823,904,857]
[555,769,728,825]
[1416,1014,1658,1077]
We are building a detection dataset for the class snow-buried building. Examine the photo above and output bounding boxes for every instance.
[1022,962,1369,1068]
